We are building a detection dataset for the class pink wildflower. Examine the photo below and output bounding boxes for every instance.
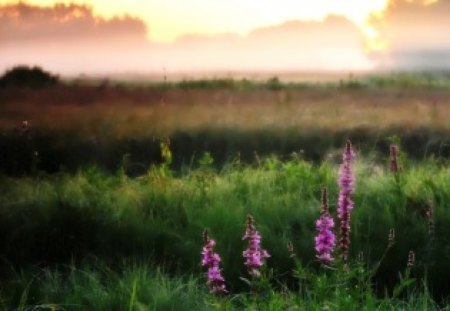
[201,230,227,294]
[242,215,270,277]
[337,140,356,262]
[315,188,336,263]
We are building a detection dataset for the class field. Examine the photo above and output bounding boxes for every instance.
[1,74,450,309]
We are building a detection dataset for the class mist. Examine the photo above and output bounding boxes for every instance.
[1,1,449,75]
[369,0,450,70]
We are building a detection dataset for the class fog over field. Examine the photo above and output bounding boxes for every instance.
[0,0,449,75]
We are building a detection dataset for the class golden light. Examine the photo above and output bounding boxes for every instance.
[9,0,445,58]
[362,0,442,53]
[362,22,389,53]
[1,0,392,44]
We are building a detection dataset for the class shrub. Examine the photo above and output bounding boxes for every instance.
[0,65,59,88]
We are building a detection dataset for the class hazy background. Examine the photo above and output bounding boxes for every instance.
[0,0,449,75]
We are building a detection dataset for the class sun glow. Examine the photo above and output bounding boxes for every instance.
[2,0,448,72]
[362,23,389,53]
[8,0,446,58]
[1,0,392,45]
[361,0,442,52]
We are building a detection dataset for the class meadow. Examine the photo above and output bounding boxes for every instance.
[2,74,450,175]
[1,74,450,309]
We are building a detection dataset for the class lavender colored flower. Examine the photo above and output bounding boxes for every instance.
[315,188,336,263]
[315,215,336,263]
[242,215,270,277]
[337,140,356,262]
[201,230,227,294]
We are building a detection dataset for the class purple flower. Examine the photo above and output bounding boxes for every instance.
[242,215,270,277]
[201,230,227,294]
[314,188,336,264]
[315,214,336,263]
[337,140,355,262]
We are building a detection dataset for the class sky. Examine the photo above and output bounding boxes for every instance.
[0,0,449,75]
[0,0,389,42]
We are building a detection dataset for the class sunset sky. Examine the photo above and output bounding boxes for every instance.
[0,0,449,75]
[0,0,389,42]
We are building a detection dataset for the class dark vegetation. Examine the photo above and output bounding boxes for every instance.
[2,126,450,176]
[0,65,59,88]
[1,72,450,176]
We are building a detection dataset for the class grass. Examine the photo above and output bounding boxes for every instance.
[2,85,450,136]
[2,266,207,310]
[1,151,450,308]
[2,75,450,309]
[2,79,450,175]
[1,264,446,310]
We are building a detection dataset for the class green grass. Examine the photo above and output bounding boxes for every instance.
[70,72,450,90]
[2,266,206,310]
[1,151,450,308]
[3,72,450,309]
[1,264,447,310]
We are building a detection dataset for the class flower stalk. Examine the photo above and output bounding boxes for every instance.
[201,229,227,294]
[314,188,336,264]
[337,140,356,262]
[390,144,400,173]
[243,215,270,277]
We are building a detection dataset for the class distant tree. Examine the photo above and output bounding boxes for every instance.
[266,76,283,90]
[0,66,59,88]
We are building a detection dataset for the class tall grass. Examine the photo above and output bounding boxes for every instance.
[2,265,207,310]
[1,154,450,301]
[3,126,450,175]
[2,81,450,175]
[1,264,446,310]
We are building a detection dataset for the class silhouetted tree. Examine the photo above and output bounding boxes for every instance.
[0,66,59,88]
